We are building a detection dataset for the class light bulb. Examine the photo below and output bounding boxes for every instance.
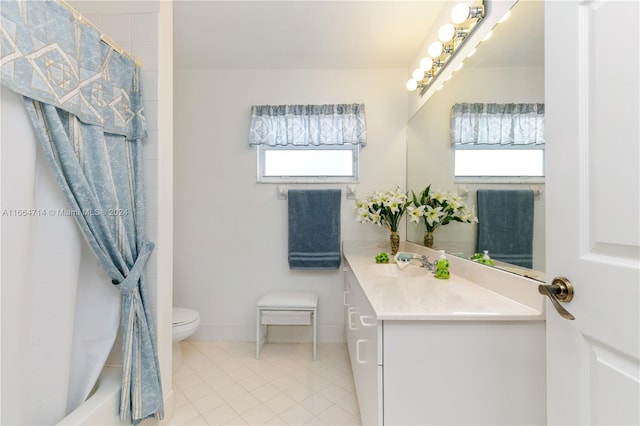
[499,10,511,23]
[419,57,433,71]
[482,30,493,42]
[428,41,443,58]
[412,68,424,81]
[438,23,455,42]
[455,62,464,72]
[467,48,477,58]
[451,3,470,24]
[406,79,418,91]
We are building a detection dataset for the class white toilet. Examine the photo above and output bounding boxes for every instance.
[172,307,200,372]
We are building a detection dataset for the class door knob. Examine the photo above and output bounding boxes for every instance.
[538,276,575,320]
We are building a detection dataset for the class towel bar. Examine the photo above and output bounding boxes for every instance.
[277,185,288,200]
[276,185,357,200]
[457,185,543,199]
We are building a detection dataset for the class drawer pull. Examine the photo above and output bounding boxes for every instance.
[360,315,376,327]
[356,339,367,364]
[343,291,351,306]
[348,307,358,331]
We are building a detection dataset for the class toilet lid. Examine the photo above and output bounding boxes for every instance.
[173,307,199,326]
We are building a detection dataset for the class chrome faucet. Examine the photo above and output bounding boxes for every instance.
[419,255,436,272]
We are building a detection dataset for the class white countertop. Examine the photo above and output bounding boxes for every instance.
[343,241,544,321]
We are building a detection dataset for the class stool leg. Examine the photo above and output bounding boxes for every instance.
[312,308,317,361]
[256,308,261,359]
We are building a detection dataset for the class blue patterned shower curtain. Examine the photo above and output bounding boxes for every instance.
[1,1,162,423]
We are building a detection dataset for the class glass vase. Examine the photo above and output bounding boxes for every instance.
[390,231,400,255]
[424,231,434,248]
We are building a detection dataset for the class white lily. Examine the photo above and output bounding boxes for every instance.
[407,205,425,224]
[424,205,444,227]
[357,207,371,223]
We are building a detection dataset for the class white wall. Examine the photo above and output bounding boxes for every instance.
[406,66,546,271]
[174,68,408,343]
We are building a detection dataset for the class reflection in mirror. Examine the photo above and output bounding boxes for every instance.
[406,0,545,281]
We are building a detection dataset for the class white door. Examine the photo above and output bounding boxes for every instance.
[545,1,640,424]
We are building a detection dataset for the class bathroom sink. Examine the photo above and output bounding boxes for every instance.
[371,263,427,278]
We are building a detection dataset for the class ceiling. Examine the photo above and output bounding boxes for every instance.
[173,1,447,70]
[70,0,545,71]
[173,0,545,71]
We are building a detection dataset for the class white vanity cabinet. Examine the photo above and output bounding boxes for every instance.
[343,241,546,426]
[344,266,382,426]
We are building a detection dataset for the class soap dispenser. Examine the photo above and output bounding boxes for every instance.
[434,250,450,279]
[480,250,495,266]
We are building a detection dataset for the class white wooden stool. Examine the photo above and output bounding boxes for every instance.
[256,291,318,360]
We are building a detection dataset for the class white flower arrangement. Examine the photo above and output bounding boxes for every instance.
[355,187,408,233]
[408,185,477,233]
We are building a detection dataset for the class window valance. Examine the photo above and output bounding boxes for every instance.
[249,104,367,146]
[0,0,145,139]
[450,103,545,147]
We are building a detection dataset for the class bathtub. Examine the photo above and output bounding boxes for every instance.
[57,366,125,426]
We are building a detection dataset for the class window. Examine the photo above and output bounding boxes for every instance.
[454,147,545,178]
[249,104,366,183]
[258,144,359,183]
[450,103,545,181]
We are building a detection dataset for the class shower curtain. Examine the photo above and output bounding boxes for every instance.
[1,88,121,425]
[1,1,162,424]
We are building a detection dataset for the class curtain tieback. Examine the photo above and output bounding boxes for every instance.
[115,241,156,295]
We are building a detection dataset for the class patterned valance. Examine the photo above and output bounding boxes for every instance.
[249,104,367,146]
[0,0,145,139]
[450,103,545,147]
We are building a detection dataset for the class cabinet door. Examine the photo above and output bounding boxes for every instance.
[345,268,381,425]
[343,272,356,358]
[383,320,545,425]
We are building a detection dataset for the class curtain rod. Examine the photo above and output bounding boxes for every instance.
[56,0,144,68]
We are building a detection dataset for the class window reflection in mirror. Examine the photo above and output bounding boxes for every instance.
[406,0,546,280]
[454,149,544,177]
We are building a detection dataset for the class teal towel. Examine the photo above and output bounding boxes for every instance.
[476,189,534,268]
[288,189,341,269]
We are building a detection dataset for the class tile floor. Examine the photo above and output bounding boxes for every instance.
[168,341,361,425]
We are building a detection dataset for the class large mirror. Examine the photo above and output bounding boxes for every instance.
[406,0,546,281]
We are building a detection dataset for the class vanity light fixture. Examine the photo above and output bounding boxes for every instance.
[438,23,455,42]
[451,2,484,24]
[419,56,433,71]
[428,41,444,58]
[498,10,511,23]
[406,0,485,94]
